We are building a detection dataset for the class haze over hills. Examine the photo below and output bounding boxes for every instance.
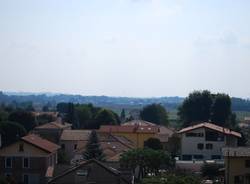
[1,91,250,112]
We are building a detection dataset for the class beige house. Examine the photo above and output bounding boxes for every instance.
[60,130,91,159]
[0,134,60,184]
[223,147,250,184]
[33,118,72,143]
[178,122,241,161]
[59,130,134,163]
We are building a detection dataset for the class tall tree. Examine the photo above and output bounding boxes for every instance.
[94,109,119,129]
[120,109,126,123]
[144,138,163,150]
[140,104,168,125]
[178,90,213,127]
[0,121,27,146]
[8,110,36,132]
[83,130,105,161]
[210,93,231,126]
[178,91,235,128]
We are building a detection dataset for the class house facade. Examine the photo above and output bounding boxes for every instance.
[33,118,72,143]
[0,134,60,184]
[178,122,241,161]
[223,147,250,184]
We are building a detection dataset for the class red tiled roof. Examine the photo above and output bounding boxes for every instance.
[178,122,241,138]
[35,121,71,129]
[99,125,159,134]
[22,134,60,153]
[122,120,156,126]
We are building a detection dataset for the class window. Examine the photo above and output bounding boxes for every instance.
[197,143,204,150]
[74,144,77,150]
[234,175,244,184]
[206,143,213,150]
[19,143,24,152]
[5,157,12,168]
[76,169,88,176]
[61,144,65,150]
[245,160,250,168]
[211,155,221,160]
[23,158,29,168]
[182,155,192,161]
[205,130,224,141]
[186,132,204,137]
[23,174,29,184]
[193,155,203,160]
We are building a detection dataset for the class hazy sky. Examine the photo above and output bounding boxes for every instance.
[0,0,250,98]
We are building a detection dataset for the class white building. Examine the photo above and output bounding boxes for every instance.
[178,122,241,161]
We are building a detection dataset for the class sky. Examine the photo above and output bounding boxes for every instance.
[0,0,250,98]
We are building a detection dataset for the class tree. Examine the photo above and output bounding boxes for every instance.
[0,121,27,146]
[178,90,234,128]
[120,109,126,123]
[201,163,222,179]
[83,130,105,161]
[178,90,212,127]
[140,104,168,125]
[120,148,173,180]
[75,105,92,128]
[211,94,231,126]
[8,110,36,132]
[94,109,119,129]
[144,138,163,150]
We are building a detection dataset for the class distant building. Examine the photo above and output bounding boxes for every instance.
[59,130,91,160]
[178,122,241,161]
[33,118,72,143]
[59,130,134,163]
[0,134,60,184]
[48,159,131,184]
[239,117,250,128]
[223,147,250,184]
[99,120,174,148]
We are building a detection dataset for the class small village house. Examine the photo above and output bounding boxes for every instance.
[99,120,174,148]
[223,147,250,184]
[48,159,131,184]
[178,122,241,161]
[33,118,72,143]
[0,134,60,184]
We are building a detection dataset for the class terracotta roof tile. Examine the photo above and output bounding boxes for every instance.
[60,130,91,141]
[22,134,60,153]
[99,125,159,134]
[178,122,241,138]
[35,121,71,129]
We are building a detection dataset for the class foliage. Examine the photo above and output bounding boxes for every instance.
[120,109,126,123]
[141,174,201,184]
[178,90,235,128]
[140,104,168,125]
[210,94,231,127]
[57,150,70,164]
[144,138,163,150]
[0,121,27,146]
[201,163,223,179]
[178,90,212,126]
[120,148,174,180]
[83,130,105,161]
[8,110,36,132]
[57,103,120,129]
[94,109,120,129]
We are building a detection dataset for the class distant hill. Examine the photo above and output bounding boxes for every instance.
[1,91,250,112]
